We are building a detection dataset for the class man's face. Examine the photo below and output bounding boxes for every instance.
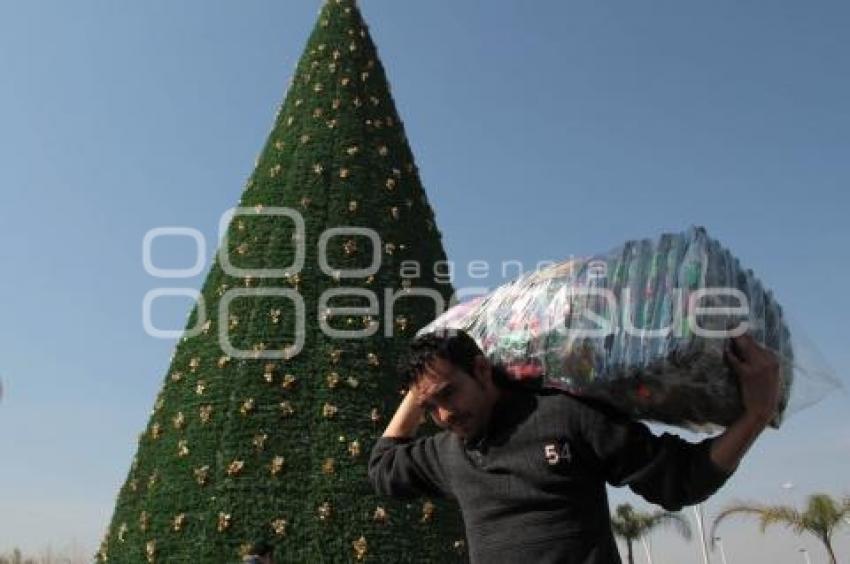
[411,356,500,440]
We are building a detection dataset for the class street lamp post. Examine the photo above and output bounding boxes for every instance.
[713,536,729,564]
[692,504,710,564]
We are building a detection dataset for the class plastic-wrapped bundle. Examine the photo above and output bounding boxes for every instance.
[418,227,800,430]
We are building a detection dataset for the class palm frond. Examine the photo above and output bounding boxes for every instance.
[712,503,765,538]
[757,506,803,534]
[650,511,693,541]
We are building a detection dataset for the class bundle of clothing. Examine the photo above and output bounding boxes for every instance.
[419,226,794,430]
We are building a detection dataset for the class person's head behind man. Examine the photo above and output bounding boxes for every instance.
[397,329,513,441]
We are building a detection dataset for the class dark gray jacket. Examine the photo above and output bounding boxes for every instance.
[368,386,732,563]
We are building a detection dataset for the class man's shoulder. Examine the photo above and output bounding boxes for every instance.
[531,387,630,427]
[431,428,463,452]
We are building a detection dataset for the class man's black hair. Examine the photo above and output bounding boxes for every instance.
[397,328,513,389]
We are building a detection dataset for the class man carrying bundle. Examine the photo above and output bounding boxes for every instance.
[368,329,780,563]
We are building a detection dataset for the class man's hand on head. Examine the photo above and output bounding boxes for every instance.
[381,386,427,439]
[724,332,782,424]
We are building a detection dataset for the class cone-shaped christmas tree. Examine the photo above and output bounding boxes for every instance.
[99,1,467,561]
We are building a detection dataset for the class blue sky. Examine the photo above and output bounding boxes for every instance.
[0,1,848,561]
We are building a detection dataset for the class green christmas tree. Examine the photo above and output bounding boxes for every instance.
[100,1,467,561]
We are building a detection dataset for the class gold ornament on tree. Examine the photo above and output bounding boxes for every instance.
[421,500,436,523]
[117,522,128,542]
[240,398,255,415]
[172,411,185,430]
[252,433,268,452]
[282,373,297,390]
[348,439,361,458]
[145,540,156,563]
[199,404,213,424]
[263,363,276,384]
[271,518,288,537]
[326,372,340,389]
[270,455,286,476]
[322,457,336,475]
[172,513,187,532]
[269,308,282,324]
[194,465,210,486]
[317,501,332,521]
[352,536,368,561]
[342,239,358,255]
[177,439,189,458]
[280,400,294,417]
[372,506,388,524]
[226,460,245,477]
[139,511,150,532]
[323,402,338,419]
[217,512,231,532]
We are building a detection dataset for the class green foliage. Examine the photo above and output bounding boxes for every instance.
[100,1,466,561]
[610,503,691,564]
[711,492,850,564]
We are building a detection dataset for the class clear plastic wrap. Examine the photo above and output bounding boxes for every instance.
[418,226,839,431]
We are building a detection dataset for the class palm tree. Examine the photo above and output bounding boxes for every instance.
[611,503,692,564]
[711,493,850,564]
